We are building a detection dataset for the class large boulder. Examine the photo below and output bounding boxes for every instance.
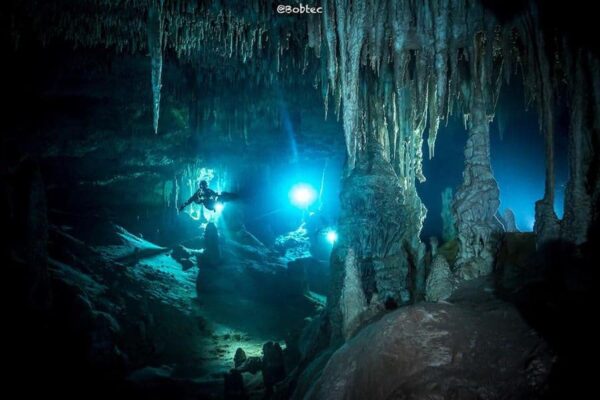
[306,301,551,400]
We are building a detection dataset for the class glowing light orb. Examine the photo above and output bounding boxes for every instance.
[326,229,338,244]
[214,202,225,213]
[289,183,317,208]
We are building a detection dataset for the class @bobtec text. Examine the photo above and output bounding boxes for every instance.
[276,3,323,14]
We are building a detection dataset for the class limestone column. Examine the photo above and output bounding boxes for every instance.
[452,34,503,280]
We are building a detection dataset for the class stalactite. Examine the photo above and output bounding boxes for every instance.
[427,0,450,160]
[323,0,367,171]
[147,0,165,134]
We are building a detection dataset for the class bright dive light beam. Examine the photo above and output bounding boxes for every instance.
[290,183,317,208]
[214,202,225,213]
[326,230,338,244]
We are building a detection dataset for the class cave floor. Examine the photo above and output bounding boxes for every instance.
[46,220,317,399]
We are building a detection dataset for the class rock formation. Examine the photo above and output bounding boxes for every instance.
[328,144,425,341]
[452,34,504,280]
[319,0,597,338]
[425,255,454,302]
[502,208,520,232]
[429,236,439,258]
[147,0,165,134]
[336,248,366,339]
[440,187,457,242]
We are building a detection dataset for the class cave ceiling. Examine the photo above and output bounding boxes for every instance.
[2,0,596,188]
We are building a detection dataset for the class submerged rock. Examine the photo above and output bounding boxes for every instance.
[233,347,247,368]
[171,244,197,271]
[275,226,312,261]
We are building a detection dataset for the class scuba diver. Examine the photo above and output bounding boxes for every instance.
[179,180,217,212]
[178,180,238,214]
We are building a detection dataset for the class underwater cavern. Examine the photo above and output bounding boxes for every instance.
[1,0,598,398]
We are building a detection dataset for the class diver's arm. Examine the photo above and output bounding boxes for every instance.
[178,190,200,212]
[178,198,192,212]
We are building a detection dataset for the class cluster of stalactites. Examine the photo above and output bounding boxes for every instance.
[17,0,321,133]
[320,0,555,187]
[20,0,319,75]
[26,1,266,59]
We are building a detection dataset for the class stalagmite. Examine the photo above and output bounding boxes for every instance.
[502,209,519,233]
[339,248,366,339]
